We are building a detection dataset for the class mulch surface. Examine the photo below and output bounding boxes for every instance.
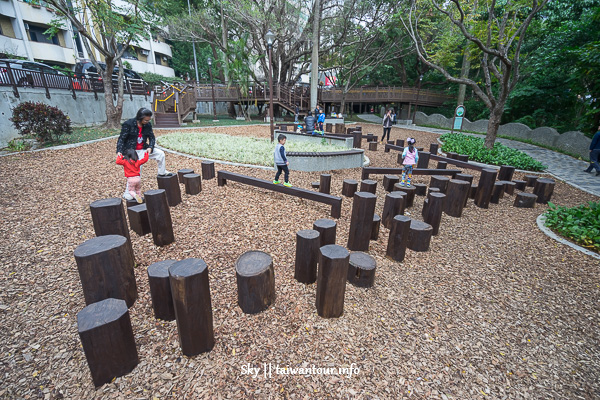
[1,123,599,399]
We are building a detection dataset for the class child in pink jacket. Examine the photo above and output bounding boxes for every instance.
[400,137,419,187]
[116,149,149,203]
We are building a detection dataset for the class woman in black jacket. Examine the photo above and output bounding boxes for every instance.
[116,108,173,200]
[382,109,393,143]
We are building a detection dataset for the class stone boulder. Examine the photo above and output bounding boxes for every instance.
[498,122,532,139]
[556,131,592,159]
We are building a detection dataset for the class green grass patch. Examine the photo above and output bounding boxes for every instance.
[157,131,348,166]
[59,127,119,145]
[184,115,266,128]
[440,133,546,171]
[544,202,600,253]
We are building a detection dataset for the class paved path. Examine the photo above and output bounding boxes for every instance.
[354,116,599,197]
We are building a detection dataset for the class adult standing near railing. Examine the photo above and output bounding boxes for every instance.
[116,108,173,200]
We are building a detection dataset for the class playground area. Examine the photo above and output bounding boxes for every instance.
[0,123,599,399]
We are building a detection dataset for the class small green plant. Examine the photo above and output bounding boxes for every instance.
[544,202,600,253]
[123,61,132,70]
[10,101,73,144]
[440,132,545,171]
[6,138,32,152]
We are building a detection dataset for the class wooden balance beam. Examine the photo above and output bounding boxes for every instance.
[429,154,486,172]
[361,167,461,180]
[218,171,342,218]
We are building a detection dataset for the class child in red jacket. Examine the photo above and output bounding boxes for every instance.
[116,149,149,203]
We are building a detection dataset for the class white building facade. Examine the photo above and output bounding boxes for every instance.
[0,0,174,76]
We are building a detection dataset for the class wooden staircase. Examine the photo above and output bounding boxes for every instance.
[154,112,180,128]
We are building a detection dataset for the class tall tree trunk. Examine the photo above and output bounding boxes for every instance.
[220,0,229,84]
[310,0,320,109]
[457,48,471,106]
[102,58,122,129]
[485,103,504,149]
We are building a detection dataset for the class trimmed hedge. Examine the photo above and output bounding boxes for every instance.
[544,202,600,253]
[440,133,546,171]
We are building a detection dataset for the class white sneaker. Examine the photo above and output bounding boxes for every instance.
[123,193,134,201]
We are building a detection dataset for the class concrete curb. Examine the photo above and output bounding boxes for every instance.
[157,146,276,171]
[536,214,600,260]
[0,135,119,158]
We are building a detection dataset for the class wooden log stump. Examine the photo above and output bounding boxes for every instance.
[417,151,431,169]
[447,152,458,159]
[407,220,433,252]
[382,192,405,229]
[342,179,358,197]
[444,179,470,217]
[183,173,202,195]
[457,154,469,162]
[335,124,345,134]
[422,198,429,218]
[386,215,411,262]
[90,198,130,243]
[503,181,516,195]
[77,298,138,387]
[325,123,332,133]
[144,189,175,246]
[430,175,450,193]
[352,131,362,149]
[320,174,332,194]
[74,235,137,308]
[126,197,142,208]
[454,173,474,207]
[127,204,150,236]
[311,181,320,190]
[513,180,527,191]
[428,187,441,195]
[360,179,377,194]
[413,183,427,196]
[369,142,378,151]
[347,192,377,251]
[313,219,337,247]
[157,174,182,207]
[236,251,276,314]
[371,214,381,241]
[366,133,374,142]
[468,183,477,199]
[514,192,537,208]
[429,143,439,154]
[383,175,400,192]
[396,139,404,147]
[490,181,505,204]
[394,184,416,207]
[201,161,216,180]
[169,258,215,355]
[436,161,447,169]
[498,165,515,182]
[294,230,320,284]
[177,168,194,182]
[397,153,404,164]
[347,252,376,288]
[533,178,555,204]
[525,175,539,187]
[424,192,446,236]
[474,168,498,209]
[316,245,350,318]
[147,260,177,321]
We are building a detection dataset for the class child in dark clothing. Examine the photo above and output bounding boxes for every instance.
[273,134,292,187]
[116,148,149,203]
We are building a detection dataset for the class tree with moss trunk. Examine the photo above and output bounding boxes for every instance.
[402,0,548,148]
[47,0,157,129]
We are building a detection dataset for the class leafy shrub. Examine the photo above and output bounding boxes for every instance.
[7,138,32,152]
[10,101,72,143]
[140,72,185,87]
[544,202,600,253]
[440,133,546,171]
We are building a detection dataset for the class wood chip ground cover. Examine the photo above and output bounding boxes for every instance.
[0,123,598,399]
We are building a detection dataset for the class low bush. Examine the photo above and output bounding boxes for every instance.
[140,72,185,87]
[544,202,600,253]
[10,101,72,143]
[439,133,545,171]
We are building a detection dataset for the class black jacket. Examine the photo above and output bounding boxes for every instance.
[116,118,155,154]
[305,115,316,132]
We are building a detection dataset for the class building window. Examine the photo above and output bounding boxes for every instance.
[27,23,59,45]
[155,53,162,65]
